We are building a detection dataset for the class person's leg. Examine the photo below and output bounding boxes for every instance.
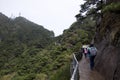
[85,53,87,58]
[90,56,94,70]
[92,55,96,68]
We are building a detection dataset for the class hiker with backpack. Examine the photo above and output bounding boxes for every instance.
[88,44,97,70]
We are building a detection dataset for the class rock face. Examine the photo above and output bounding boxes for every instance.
[94,8,120,80]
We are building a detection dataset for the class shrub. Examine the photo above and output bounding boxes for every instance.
[50,63,70,80]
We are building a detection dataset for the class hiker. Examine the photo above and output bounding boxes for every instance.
[83,48,88,58]
[88,44,97,70]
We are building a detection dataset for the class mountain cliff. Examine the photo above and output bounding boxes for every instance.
[94,1,120,80]
[75,0,120,79]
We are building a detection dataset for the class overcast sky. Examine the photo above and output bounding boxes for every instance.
[0,0,85,36]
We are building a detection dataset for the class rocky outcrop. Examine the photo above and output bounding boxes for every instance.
[94,8,120,80]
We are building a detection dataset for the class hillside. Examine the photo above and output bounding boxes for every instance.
[0,11,96,80]
[56,15,96,53]
[0,12,82,80]
[0,13,54,47]
[0,13,57,80]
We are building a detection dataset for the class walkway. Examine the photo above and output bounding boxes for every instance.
[79,56,105,80]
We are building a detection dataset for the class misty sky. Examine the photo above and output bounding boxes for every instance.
[0,0,85,36]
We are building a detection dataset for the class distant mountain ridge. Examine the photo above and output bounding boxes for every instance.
[0,12,54,47]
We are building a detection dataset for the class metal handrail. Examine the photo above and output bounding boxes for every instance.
[70,53,79,80]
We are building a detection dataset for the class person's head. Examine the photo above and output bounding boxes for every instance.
[90,44,94,47]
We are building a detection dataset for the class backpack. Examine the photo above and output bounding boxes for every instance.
[89,47,97,56]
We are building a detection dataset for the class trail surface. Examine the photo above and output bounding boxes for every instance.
[79,56,105,80]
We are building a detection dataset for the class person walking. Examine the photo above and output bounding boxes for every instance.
[88,44,97,70]
[83,48,88,58]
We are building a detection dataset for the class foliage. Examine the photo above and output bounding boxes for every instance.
[50,63,70,80]
[0,73,16,80]
[35,73,48,80]
[80,0,102,15]
[102,2,120,13]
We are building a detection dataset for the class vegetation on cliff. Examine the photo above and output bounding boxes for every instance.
[102,2,120,13]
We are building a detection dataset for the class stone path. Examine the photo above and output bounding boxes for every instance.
[79,56,105,80]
